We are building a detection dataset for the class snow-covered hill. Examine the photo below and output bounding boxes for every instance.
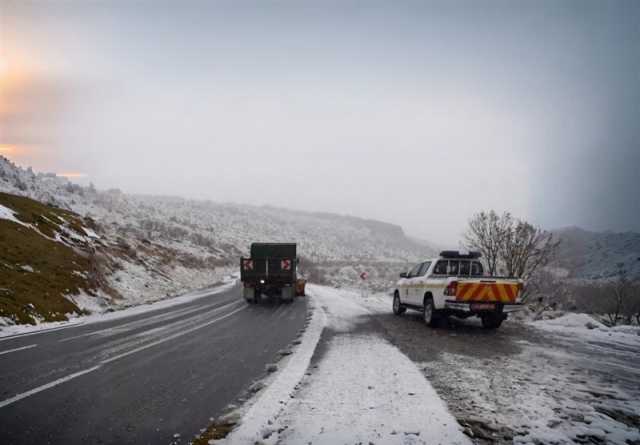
[0,156,433,263]
[0,156,436,324]
[551,227,640,281]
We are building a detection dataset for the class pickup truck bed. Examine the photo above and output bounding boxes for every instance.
[393,252,524,329]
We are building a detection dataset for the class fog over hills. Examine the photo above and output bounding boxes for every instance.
[1,155,638,318]
[0,157,434,264]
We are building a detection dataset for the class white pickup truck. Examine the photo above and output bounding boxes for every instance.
[392,251,524,329]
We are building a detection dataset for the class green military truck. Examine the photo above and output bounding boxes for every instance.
[240,243,298,304]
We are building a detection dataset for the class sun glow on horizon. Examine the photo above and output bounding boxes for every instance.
[0,144,26,156]
[57,172,88,179]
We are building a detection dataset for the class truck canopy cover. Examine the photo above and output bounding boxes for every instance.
[250,243,297,258]
[440,250,482,259]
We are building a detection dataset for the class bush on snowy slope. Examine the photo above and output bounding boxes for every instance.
[0,192,107,324]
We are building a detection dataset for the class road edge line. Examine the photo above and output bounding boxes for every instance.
[219,296,327,444]
[0,365,101,409]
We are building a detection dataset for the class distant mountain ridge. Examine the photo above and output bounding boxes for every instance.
[551,226,640,281]
[2,156,636,286]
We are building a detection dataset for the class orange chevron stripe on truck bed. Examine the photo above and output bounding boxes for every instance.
[456,282,519,303]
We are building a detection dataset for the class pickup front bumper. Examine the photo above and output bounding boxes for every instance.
[444,300,524,313]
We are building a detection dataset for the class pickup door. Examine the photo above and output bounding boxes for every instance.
[408,261,431,305]
[402,263,422,304]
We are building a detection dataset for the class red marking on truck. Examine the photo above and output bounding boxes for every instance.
[281,259,291,270]
[457,282,519,303]
[243,259,253,270]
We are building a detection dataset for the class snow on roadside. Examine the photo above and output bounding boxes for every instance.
[0,278,236,338]
[221,285,470,445]
[220,298,326,444]
[530,313,640,348]
[421,344,640,445]
[275,333,470,445]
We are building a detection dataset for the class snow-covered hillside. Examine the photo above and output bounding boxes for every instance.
[0,156,436,324]
[551,227,640,281]
[0,157,433,264]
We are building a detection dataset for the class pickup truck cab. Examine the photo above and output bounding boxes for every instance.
[392,251,523,329]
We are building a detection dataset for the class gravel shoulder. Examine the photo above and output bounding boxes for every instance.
[362,295,640,445]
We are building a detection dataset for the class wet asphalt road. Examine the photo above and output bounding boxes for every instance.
[0,282,307,445]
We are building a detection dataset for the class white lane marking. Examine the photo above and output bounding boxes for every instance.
[0,344,37,356]
[58,303,210,343]
[0,323,85,342]
[101,305,246,364]
[0,366,101,409]
[96,300,245,353]
[0,304,247,409]
[0,282,237,341]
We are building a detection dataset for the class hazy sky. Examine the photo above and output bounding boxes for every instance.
[1,0,639,244]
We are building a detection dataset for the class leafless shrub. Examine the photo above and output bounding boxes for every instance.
[600,264,639,326]
[464,210,560,302]
[464,210,511,276]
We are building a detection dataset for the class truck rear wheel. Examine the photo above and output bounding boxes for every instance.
[481,314,504,329]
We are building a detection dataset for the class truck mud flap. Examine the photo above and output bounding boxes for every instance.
[243,287,255,302]
[280,286,294,302]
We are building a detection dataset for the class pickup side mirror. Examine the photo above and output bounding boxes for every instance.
[399,272,408,278]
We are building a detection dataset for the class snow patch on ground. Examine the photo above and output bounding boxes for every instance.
[306,284,371,332]
[422,341,640,445]
[531,313,640,348]
[0,203,30,227]
[222,285,469,445]
[533,313,607,330]
[276,334,470,445]
[66,291,111,314]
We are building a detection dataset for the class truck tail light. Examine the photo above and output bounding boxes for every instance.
[243,259,253,271]
[444,281,458,296]
[281,259,291,270]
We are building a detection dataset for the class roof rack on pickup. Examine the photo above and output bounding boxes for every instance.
[439,250,482,259]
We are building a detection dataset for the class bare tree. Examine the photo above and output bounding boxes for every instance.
[630,284,640,325]
[601,264,635,326]
[501,220,560,302]
[527,268,571,310]
[463,210,512,276]
[464,210,560,302]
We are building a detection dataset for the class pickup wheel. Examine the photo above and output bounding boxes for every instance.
[481,314,504,329]
[392,292,406,315]
[423,295,438,327]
